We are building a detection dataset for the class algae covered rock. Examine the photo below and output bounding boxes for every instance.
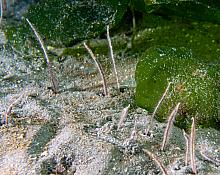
[135,46,220,129]
[132,0,220,24]
[26,0,129,46]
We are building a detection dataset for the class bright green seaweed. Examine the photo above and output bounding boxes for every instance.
[135,46,220,129]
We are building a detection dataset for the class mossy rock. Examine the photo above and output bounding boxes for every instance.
[25,0,129,46]
[132,17,220,63]
[135,46,220,129]
[132,0,220,24]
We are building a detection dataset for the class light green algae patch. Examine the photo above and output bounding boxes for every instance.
[135,46,220,129]
[132,16,220,63]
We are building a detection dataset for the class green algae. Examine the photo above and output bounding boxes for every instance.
[135,46,220,129]
[26,0,129,46]
[132,15,220,63]
[4,0,129,59]
[132,0,220,25]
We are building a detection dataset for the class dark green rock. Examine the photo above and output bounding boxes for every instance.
[26,0,129,46]
[135,46,220,129]
[132,0,220,24]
